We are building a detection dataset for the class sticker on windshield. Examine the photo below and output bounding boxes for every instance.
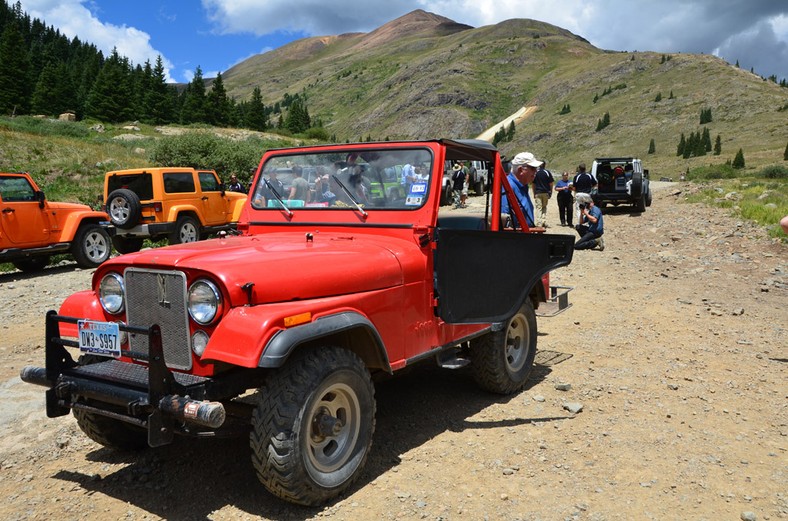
[410,182,427,194]
[405,196,423,206]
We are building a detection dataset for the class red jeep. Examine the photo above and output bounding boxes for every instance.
[22,140,573,505]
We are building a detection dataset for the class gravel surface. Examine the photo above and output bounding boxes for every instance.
[0,182,786,520]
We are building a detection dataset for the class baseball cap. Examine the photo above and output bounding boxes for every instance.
[511,152,543,168]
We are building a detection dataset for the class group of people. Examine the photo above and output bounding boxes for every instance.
[502,152,604,251]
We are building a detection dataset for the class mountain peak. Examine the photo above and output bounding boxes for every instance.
[354,10,472,50]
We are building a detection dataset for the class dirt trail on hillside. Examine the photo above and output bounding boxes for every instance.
[0,183,786,520]
[476,106,537,142]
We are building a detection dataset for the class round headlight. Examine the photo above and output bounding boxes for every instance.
[188,279,221,325]
[99,272,125,314]
[191,330,210,357]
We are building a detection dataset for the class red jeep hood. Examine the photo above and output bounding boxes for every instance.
[115,233,405,304]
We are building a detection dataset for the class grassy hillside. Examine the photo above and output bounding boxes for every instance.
[222,12,788,178]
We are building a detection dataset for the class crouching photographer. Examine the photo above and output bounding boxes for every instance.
[574,193,605,251]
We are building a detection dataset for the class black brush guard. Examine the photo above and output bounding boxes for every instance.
[20,311,226,447]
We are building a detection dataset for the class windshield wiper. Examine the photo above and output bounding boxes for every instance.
[264,178,293,218]
[331,174,368,218]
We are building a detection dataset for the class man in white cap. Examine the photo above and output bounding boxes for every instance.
[501,151,541,228]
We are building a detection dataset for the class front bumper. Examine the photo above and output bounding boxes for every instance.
[20,311,226,447]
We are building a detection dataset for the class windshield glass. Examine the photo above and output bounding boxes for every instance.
[250,147,433,210]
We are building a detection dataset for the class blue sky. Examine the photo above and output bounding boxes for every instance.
[18,0,788,84]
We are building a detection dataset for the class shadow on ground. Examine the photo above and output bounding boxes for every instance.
[52,351,573,520]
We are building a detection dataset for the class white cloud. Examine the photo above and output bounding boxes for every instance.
[19,0,177,82]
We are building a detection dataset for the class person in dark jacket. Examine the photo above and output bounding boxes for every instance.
[555,171,574,226]
[532,161,554,227]
[572,163,596,222]
[227,174,245,193]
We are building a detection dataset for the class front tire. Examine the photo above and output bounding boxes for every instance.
[169,215,200,244]
[470,300,537,394]
[71,224,111,268]
[73,404,148,451]
[250,347,375,506]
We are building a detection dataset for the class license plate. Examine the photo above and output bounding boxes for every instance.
[78,320,121,357]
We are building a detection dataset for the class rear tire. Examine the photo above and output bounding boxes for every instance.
[630,172,643,198]
[169,215,200,244]
[470,300,537,394]
[474,179,484,196]
[71,224,111,268]
[441,183,452,206]
[635,192,647,212]
[250,347,375,506]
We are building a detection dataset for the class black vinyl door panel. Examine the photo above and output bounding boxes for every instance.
[434,229,574,323]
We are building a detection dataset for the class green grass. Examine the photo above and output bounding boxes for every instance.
[683,164,788,240]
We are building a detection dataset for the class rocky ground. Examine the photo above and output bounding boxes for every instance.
[0,182,785,520]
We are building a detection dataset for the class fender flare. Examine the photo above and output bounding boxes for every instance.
[258,311,392,373]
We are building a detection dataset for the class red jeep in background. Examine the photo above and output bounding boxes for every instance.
[0,172,112,271]
[22,139,574,505]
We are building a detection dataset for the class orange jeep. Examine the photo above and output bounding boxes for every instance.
[0,172,112,271]
[104,167,247,253]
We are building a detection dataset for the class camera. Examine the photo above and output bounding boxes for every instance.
[578,203,586,210]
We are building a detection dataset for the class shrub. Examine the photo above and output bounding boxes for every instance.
[150,132,289,185]
[760,165,788,179]
[685,164,738,180]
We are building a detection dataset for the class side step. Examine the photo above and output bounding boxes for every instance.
[435,349,470,370]
[536,285,573,317]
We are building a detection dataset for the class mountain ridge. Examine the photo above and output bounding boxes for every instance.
[221,10,788,174]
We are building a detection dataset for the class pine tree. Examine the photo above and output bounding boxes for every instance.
[702,127,712,152]
[593,93,599,103]
[677,133,686,156]
[506,121,515,141]
[714,135,722,155]
[784,141,788,161]
[648,138,656,154]
[732,148,745,169]
[206,72,231,126]
[144,56,174,124]
[180,66,208,124]
[285,95,310,133]
[696,132,707,156]
[0,23,30,114]
[683,132,695,159]
[30,61,59,114]
[243,86,267,131]
[669,90,674,99]
[492,126,505,146]
[654,92,662,102]
[84,48,133,122]
[603,112,610,127]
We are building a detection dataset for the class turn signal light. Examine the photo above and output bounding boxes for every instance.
[284,312,311,327]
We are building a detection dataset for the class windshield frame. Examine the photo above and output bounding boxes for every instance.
[250,146,435,212]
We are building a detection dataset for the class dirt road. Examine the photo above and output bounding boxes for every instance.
[0,183,785,520]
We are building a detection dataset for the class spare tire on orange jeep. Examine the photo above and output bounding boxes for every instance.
[106,189,142,229]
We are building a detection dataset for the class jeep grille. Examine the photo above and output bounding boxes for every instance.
[124,268,192,370]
